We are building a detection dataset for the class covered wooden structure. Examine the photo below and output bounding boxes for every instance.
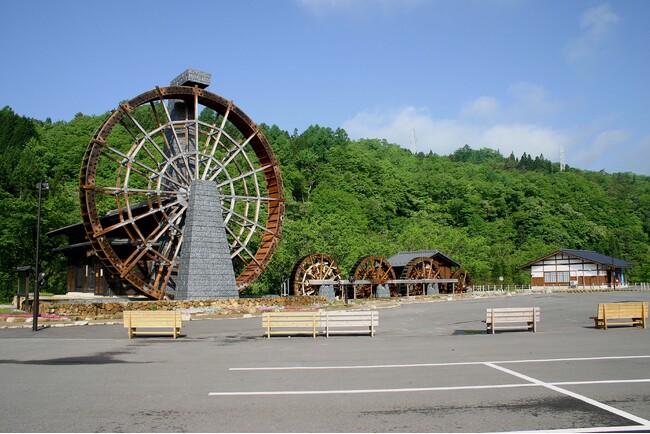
[47,203,157,297]
[387,250,460,279]
[520,249,634,288]
[388,250,462,294]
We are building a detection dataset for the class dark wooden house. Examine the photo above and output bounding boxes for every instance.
[47,202,160,297]
[388,250,460,279]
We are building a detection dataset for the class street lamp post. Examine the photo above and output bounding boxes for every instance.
[32,182,50,332]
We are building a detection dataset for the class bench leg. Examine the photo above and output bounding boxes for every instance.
[491,311,495,334]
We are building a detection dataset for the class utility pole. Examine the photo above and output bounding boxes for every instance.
[32,182,49,331]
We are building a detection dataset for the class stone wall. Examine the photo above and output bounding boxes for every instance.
[33,296,327,320]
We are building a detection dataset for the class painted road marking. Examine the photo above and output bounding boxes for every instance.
[229,354,650,371]
[485,425,650,433]
[208,377,650,396]
[485,362,650,426]
[209,383,537,396]
[217,354,650,430]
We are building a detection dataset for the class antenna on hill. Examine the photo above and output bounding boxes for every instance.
[560,146,566,172]
[410,126,417,154]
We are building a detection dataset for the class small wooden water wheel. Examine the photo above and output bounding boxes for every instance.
[400,256,440,296]
[290,253,342,296]
[452,269,473,293]
[350,255,396,298]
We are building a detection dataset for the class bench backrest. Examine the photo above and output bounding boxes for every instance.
[322,310,379,326]
[262,311,318,328]
[123,310,182,328]
[595,302,648,319]
[486,307,540,323]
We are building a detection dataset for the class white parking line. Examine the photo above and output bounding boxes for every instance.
[485,362,650,426]
[229,354,650,371]
[208,378,650,397]
[216,354,650,429]
[209,382,538,396]
[486,425,650,433]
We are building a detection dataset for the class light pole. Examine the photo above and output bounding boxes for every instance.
[32,182,50,332]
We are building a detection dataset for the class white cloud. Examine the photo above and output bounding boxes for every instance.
[460,96,501,120]
[508,82,560,116]
[343,106,476,155]
[565,3,620,61]
[342,79,647,174]
[571,129,629,169]
[461,82,561,124]
[343,105,572,160]
[482,124,571,159]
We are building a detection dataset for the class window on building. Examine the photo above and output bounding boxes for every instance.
[544,272,569,283]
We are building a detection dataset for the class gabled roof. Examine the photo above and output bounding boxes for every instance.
[521,249,634,269]
[388,250,461,268]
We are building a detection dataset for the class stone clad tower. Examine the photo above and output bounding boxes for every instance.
[171,69,239,300]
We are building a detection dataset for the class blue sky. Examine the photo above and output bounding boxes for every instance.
[1,0,649,174]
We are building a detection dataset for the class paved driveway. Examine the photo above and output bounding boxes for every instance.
[1,291,649,432]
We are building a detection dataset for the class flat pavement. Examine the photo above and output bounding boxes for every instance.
[1,291,649,433]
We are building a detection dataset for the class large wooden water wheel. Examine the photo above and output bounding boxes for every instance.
[400,256,440,296]
[452,269,473,293]
[290,253,342,296]
[79,85,284,299]
[350,255,396,298]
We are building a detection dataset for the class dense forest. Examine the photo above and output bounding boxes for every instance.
[1,105,649,301]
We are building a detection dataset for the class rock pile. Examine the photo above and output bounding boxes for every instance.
[34,296,327,320]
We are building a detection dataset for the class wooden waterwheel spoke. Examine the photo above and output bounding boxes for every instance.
[118,106,192,188]
[92,198,184,237]
[222,207,278,238]
[154,88,194,181]
[216,164,272,190]
[207,130,258,182]
[225,225,262,267]
[200,102,231,180]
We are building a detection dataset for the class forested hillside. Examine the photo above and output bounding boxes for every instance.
[1,105,649,301]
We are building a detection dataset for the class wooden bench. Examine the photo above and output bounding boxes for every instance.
[486,307,540,334]
[262,311,319,338]
[590,302,648,330]
[123,310,182,339]
[322,310,378,337]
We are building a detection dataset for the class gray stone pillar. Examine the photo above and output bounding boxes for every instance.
[319,284,335,301]
[376,284,391,298]
[175,179,238,300]
[426,283,439,296]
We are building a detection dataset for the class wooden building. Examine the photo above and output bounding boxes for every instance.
[388,250,460,279]
[388,250,461,294]
[520,249,634,288]
[47,202,157,297]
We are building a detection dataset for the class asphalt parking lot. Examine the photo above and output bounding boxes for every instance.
[1,291,649,432]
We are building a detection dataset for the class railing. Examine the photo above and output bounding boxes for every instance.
[472,285,531,292]
[473,283,650,292]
